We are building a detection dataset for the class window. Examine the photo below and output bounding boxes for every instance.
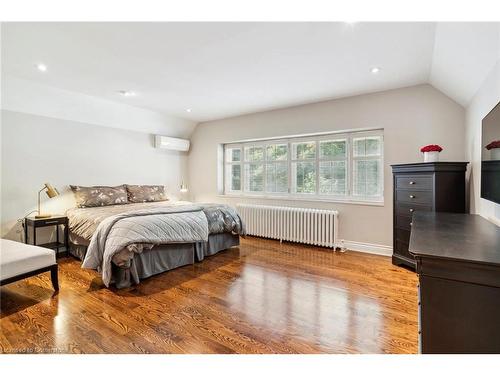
[352,136,383,197]
[223,129,383,203]
[292,141,316,194]
[266,144,288,193]
[225,147,242,193]
[319,138,347,195]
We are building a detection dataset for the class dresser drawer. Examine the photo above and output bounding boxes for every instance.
[396,175,433,191]
[396,228,411,244]
[396,215,413,231]
[396,190,433,205]
[396,203,433,217]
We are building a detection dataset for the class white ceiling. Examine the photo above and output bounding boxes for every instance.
[2,22,499,123]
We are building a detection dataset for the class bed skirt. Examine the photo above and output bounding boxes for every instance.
[69,233,240,288]
[194,232,241,260]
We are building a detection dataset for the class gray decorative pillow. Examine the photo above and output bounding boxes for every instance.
[126,185,167,203]
[70,185,128,208]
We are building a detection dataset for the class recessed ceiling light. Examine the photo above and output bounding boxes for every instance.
[118,90,136,97]
[186,108,192,113]
[36,63,47,72]
[371,67,381,74]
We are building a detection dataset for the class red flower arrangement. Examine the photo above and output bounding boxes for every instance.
[486,140,500,150]
[420,144,443,153]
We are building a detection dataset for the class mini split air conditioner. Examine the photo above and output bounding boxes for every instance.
[154,135,190,152]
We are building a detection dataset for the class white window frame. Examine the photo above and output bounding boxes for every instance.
[264,143,289,194]
[222,129,384,205]
[224,146,243,193]
[351,134,385,199]
[243,144,266,193]
[318,136,349,197]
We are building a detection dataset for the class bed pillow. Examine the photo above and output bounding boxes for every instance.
[70,185,128,208]
[126,185,167,203]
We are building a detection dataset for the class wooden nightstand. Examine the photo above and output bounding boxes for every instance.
[24,215,69,258]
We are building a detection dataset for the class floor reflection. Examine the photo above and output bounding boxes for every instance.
[227,263,382,352]
[1,238,416,354]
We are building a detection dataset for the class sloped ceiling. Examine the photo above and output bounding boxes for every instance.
[2,22,499,122]
[430,22,500,106]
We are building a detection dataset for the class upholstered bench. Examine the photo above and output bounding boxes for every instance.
[0,239,59,291]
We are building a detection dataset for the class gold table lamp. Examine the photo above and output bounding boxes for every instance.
[36,183,59,219]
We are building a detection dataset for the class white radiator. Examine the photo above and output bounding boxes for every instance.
[237,204,339,248]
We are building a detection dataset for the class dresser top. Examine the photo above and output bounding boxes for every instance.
[391,162,468,173]
[409,212,500,265]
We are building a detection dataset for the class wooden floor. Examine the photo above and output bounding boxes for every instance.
[0,237,418,354]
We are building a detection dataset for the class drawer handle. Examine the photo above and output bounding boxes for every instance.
[409,195,415,199]
[409,208,414,213]
[409,181,415,185]
[45,221,59,224]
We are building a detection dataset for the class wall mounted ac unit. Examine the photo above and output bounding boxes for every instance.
[154,135,190,152]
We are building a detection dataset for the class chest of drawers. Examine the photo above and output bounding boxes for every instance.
[391,162,468,269]
[410,212,500,353]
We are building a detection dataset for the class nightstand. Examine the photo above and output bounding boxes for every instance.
[24,215,69,258]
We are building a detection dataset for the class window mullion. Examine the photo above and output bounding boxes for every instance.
[316,140,320,196]
[288,141,292,194]
[348,136,353,197]
[263,150,267,193]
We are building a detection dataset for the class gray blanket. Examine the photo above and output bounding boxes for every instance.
[67,201,245,240]
[199,203,245,235]
[81,205,208,286]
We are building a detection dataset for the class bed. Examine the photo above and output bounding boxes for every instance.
[66,201,244,288]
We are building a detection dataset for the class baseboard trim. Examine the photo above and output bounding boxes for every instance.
[339,240,392,257]
[484,214,500,227]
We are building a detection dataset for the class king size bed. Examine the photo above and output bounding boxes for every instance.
[66,185,245,288]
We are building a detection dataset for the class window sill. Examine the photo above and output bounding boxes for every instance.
[217,194,384,207]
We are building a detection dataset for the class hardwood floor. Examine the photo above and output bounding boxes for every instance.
[0,237,418,354]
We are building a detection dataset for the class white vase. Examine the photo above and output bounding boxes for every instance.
[423,151,440,162]
[490,148,500,160]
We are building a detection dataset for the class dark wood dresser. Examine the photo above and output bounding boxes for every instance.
[391,162,468,269]
[410,212,500,353]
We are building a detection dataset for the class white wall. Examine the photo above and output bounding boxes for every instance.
[465,59,500,225]
[0,77,196,241]
[188,84,466,249]
[1,111,191,241]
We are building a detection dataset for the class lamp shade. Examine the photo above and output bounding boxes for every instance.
[44,183,59,198]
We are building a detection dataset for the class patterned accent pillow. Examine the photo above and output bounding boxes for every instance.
[126,185,167,203]
[70,185,128,208]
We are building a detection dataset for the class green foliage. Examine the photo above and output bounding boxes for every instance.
[246,147,264,162]
[231,165,241,190]
[266,163,288,193]
[319,161,346,195]
[353,137,381,157]
[294,142,316,159]
[230,149,241,162]
[320,140,346,158]
[266,144,288,161]
[247,163,264,192]
[295,162,315,193]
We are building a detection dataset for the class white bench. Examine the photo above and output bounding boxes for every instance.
[0,239,59,291]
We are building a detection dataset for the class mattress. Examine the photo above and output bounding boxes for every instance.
[67,200,244,242]
[66,200,243,288]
